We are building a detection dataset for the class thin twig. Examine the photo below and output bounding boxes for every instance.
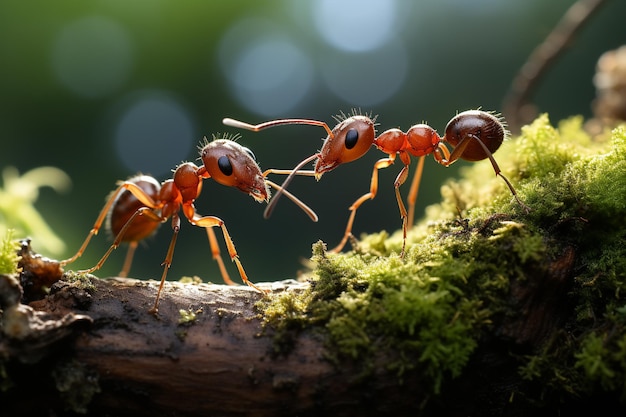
[502,0,609,133]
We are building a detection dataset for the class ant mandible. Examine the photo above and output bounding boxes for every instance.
[60,136,316,313]
[223,109,530,256]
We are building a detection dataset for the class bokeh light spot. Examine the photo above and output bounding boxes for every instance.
[218,18,313,117]
[114,92,195,178]
[320,41,408,106]
[312,0,397,52]
[51,15,134,98]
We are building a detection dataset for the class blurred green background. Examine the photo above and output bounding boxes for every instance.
[1,0,624,284]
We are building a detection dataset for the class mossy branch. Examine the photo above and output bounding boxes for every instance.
[1,115,625,416]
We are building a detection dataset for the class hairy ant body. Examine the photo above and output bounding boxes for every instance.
[60,137,315,313]
[224,110,529,255]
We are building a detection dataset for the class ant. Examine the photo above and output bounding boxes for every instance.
[223,109,530,256]
[60,136,316,313]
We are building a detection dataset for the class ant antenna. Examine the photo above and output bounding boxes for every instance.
[264,154,318,219]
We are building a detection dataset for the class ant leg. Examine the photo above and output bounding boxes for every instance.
[189,211,267,294]
[330,156,395,253]
[434,142,452,165]
[205,227,236,286]
[61,181,160,267]
[118,241,138,277]
[476,148,530,212]
[392,163,411,257]
[447,136,530,212]
[60,184,127,266]
[78,207,163,275]
[406,156,426,230]
[150,214,181,314]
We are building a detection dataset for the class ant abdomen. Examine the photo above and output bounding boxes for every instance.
[444,110,506,162]
[106,175,161,242]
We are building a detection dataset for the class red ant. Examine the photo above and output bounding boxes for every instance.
[60,136,316,313]
[223,109,530,255]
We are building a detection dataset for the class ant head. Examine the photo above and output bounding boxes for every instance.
[444,110,507,162]
[315,115,375,175]
[199,137,270,202]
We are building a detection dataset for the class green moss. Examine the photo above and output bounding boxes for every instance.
[0,229,20,275]
[52,359,100,414]
[178,308,198,325]
[178,275,203,284]
[259,115,626,401]
[63,271,97,292]
[575,333,619,391]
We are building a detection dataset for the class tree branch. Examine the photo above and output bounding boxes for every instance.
[2,261,426,417]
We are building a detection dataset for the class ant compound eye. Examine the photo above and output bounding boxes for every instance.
[345,128,358,150]
[243,146,256,161]
[217,155,233,176]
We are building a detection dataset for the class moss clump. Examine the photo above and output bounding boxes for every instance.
[63,271,97,293]
[260,114,626,403]
[178,308,198,325]
[52,359,100,414]
[0,229,21,275]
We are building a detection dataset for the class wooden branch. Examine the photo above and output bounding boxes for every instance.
[2,255,426,417]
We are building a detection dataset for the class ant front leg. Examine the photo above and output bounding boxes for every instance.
[185,205,267,294]
[331,155,395,254]
[205,227,236,286]
[150,213,181,314]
